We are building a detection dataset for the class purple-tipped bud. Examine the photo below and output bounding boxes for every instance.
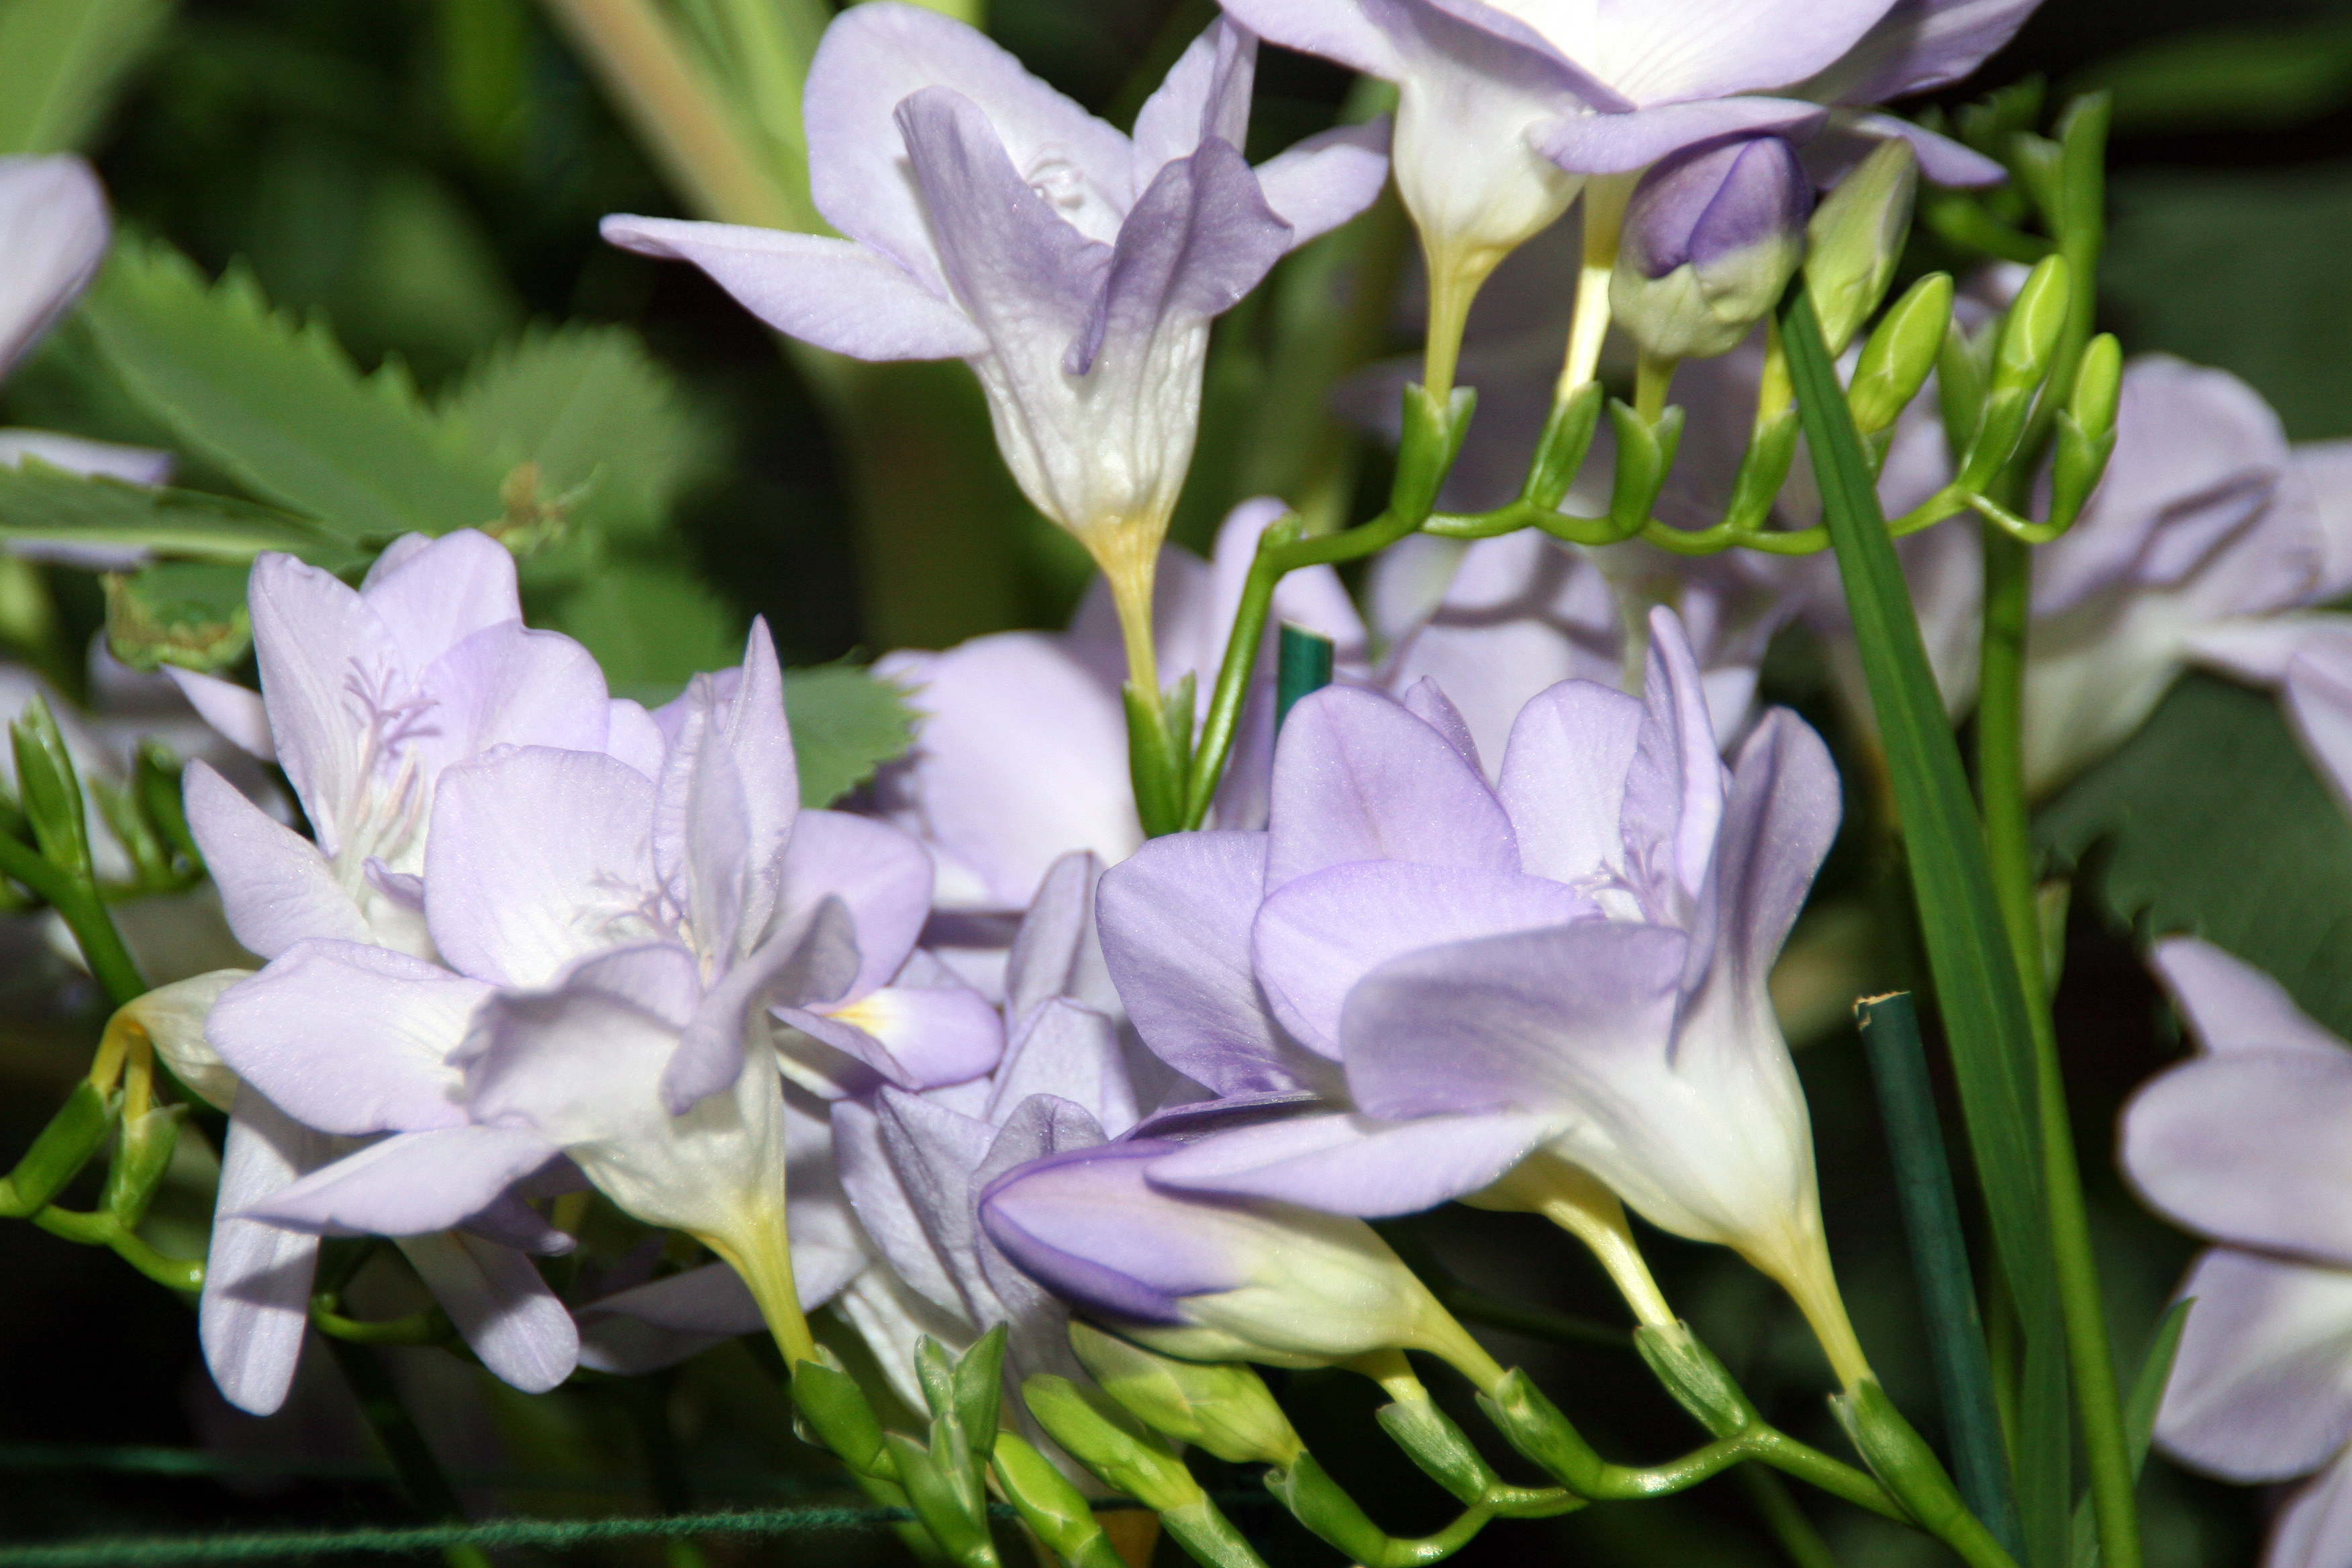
[1612,136,1812,361]
[979,1140,1451,1369]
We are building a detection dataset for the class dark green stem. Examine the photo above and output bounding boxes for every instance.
[321,1337,491,1568]
[1741,1467,1839,1568]
[0,834,146,1008]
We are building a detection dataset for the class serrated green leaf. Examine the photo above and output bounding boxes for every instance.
[785,664,915,808]
[79,238,512,542]
[0,0,172,154]
[436,324,715,538]
[102,559,252,672]
[0,458,350,562]
[2039,673,2352,1038]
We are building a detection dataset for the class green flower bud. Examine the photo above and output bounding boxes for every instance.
[1612,136,1811,362]
[1847,273,1954,437]
[1805,139,1918,354]
[1992,254,2071,397]
[1022,1374,1202,1514]
[1069,1322,1303,1468]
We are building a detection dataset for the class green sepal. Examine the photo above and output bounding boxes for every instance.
[2007,131,2067,230]
[1124,681,1187,840]
[1605,401,1683,537]
[1264,1450,1485,1568]
[1990,254,2071,399]
[1375,1398,1500,1505]
[1071,1321,1302,1467]
[136,740,201,871]
[102,1103,185,1231]
[1849,273,1955,437]
[991,1430,1130,1568]
[1519,381,1607,512]
[1722,406,1803,532]
[1830,1379,1967,1532]
[1158,1496,1277,1568]
[1474,1371,1607,1496]
[1633,1322,1759,1436]
[1023,1373,1200,1512]
[0,1081,115,1218]
[11,696,91,881]
[1389,385,1476,523]
[884,1432,998,1568]
[1160,674,1198,783]
[791,1353,895,1480]
[948,1324,1008,1467]
[89,774,170,888]
[1937,319,1991,460]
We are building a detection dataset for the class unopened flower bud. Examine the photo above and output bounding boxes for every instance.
[980,1140,1474,1373]
[1805,138,1918,354]
[1611,136,1810,362]
[124,969,250,1112]
[1067,1320,1303,1467]
[1847,273,1954,436]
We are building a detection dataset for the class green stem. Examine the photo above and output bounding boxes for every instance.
[0,834,146,1007]
[1741,1467,1839,1568]
[321,1337,493,1568]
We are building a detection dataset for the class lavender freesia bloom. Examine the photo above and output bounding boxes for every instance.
[873,498,1367,923]
[602,7,1385,689]
[0,156,174,516]
[2118,937,2352,1568]
[206,622,986,1387]
[1611,135,1811,362]
[1104,609,1863,1376]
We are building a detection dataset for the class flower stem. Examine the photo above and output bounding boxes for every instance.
[1635,350,1678,424]
[706,1223,816,1370]
[1556,177,1633,400]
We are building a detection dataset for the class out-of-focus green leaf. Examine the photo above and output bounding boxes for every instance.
[2039,673,2352,1040]
[785,664,915,808]
[79,238,512,542]
[0,458,350,562]
[2077,22,2352,136]
[102,559,252,672]
[0,0,172,154]
[2105,163,2352,439]
[554,565,744,691]
[438,325,716,538]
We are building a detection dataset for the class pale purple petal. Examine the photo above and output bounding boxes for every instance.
[1796,0,2041,104]
[1500,679,1647,885]
[986,999,1137,1137]
[1624,607,1729,909]
[1252,119,1395,248]
[803,1,1130,272]
[1098,830,1306,1096]
[403,623,612,781]
[207,940,484,1135]
[245,554,399,856]
[781,810,932,1001]
[0,429,173,486]
[1700,709,1843,1006]
[166,669,273,760]
[1490,0,1892,104]
[795,973,1004,1096]
[0,155,108,377]
[2270,1447,2352,1568]
[1210,0,1400,77]
[2122,1048,2352,1267]
[185,761,366,961]
[1253,861,1594,1058]
[1146,1110,1561,1216]
[2151,936,2351,1060]
[979,1140,1230,1324]
[605,698,667,779]
[600,218,987,361]
[1816,111,2007,188]
[1536,98,1826,177]
[1003,850,1113,1026]
[834,1094,967,1313]
[674,899,862,1110]
[248,1125,561,1238]
[2288,644,2352,817]
[397,1230,579,1393]
[1267,685,1518,889]
[581,1262,765,1334]
[2155,1248,2352,1483]
[425,746,657,988]
[357,530,524,674]
[201,1090,331,1416]
[1130,19,1254,181]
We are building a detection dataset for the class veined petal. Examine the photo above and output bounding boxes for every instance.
[1003,850,1112,1026]
[672,899,861,1111]
[1252,119,1395,248]
[201,1090,332,1416]
[1210,0,1400,79]
[1130,19,1255,181]
[0,155,108,378]
[1534,98,1826,177]
[813,978,1004,1093]
[248,1125,561,1238]
[208,940,483,1136]
[1624,607,1728,912]
[1453,0,1892,106]
[165,669,273,761]
[2150,937,2351,1059]
[1253,860,1594,1059]
[1500,677,1647,886]
[2269,1447,2352,1568]
[2122,1047,2352,1267]
[986,998,1136,1136]
[407,622,613,783]
[397,1231,579,1394]
[601,218,987,361]
[1268,685,1518,889]
[2155,1247,2352,1483]
[781,810,932,1001]
[246,553,400,858]
[1792,0,2041,105]
[358,530,525,675]
[1146,1110,1561,1216]
[184,761,366,961]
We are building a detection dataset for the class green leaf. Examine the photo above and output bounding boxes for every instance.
[103,560,253,672]
[79,237,512,542]
[436,324,716,539]
[0,0,171,154]
[1784,289,2061,1562]
[785,664,916,810]
[0,458,351,562]
[551,567,744,692]
[2039,673,2352,1038]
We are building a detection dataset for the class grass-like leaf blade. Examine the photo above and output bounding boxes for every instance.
[0,458,354,563]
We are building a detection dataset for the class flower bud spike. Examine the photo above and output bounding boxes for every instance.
[11,696,90,881]
[1937,317,1991,462]
[1805,139,1918,355]
[1849,273,1955,437]
[1069,1321,1304,1469]
[992,1432,1130,1568]
[1992,254,2071,398]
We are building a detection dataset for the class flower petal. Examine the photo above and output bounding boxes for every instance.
[1499,677,1647,885]
[2149,936,2349,1059]
[397,1230,579,1393]
[184,761,366,961]
[248,1126,561,1238]
[2125,1045,2352,1266]
[1129,19,1255,181]
[2269,1445,2352,1568]
[1535,99,1826,177]
[1146,1110,1561,1216]
[200,1090,331,1416]
[986,998,1137,1137]
[1003,850,1114,1026]
[208,940,483,1135]
[357,530,524,674]
[245,552,397,856]
[0,155,107,378]
[1795,0,2042,104]
[165,669,273,761]
[781,810,932,1001]
[2155,1247,2352,1483]
[600,218,987,361]
[1253,119,1395,248]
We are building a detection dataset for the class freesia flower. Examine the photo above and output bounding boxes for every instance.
[872,498,1367,923]
[2118,936,2352,1568]
[1610,134,1811,364]
[1101,610,1867,1382]
[601,6,1387,693]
